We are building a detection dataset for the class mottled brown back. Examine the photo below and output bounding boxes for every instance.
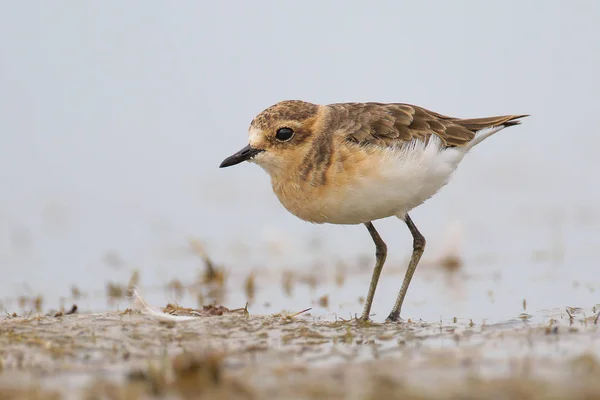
[327,102,527,148]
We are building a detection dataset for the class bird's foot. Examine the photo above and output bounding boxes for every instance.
[385,312,404,324]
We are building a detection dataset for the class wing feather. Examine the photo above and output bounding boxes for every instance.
[332,102,527,148]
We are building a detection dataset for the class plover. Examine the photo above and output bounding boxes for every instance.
[220,100,527,322]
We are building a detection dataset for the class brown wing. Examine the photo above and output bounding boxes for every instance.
[334,102,527,148]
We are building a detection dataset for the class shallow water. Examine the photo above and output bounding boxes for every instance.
[3,195,598,326]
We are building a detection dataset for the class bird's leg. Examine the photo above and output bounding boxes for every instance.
[359,221,387,321]
[387,214,426,322]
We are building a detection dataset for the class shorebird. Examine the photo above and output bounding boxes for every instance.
[220,100,527,322]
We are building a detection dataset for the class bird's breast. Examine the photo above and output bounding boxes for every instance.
[271,139,465,225]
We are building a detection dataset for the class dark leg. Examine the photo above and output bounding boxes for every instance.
[386,214,426,322]
[359,222,388,321]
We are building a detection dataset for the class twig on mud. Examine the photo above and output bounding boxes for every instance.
[289,307,312,319]
[66,304,78,315]
[565,307,574,323]
[229,302,249,315]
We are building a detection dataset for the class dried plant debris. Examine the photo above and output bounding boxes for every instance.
[106,282,126,300]
[189,237,227,286]
[277,307,312,321]
[70,285,83,300]
[244,273,256,301]
[163,303,231,317]
[166,278,185,300]
[16,295,44,313]
[131,289,197,322]
[131,289,237,322]
[318,295,329,309]
[50,304,77,318]
[127,269,141,296]
[298,271,318,289]
[106,270,141,302]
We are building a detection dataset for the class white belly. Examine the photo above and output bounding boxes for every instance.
[320,137,467,224]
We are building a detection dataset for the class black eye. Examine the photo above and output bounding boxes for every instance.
[275,127,295,142]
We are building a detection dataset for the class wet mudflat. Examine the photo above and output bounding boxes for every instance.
[1,298,600,400]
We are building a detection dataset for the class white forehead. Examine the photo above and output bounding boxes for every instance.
[248,126,262,147]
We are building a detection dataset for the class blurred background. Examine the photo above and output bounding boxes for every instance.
[1,1,599,323]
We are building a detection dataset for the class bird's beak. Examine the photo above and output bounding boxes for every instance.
[219,144,264,168]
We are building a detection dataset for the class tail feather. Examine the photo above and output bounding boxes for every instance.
[458,114,529,132]
[459,114,528,149]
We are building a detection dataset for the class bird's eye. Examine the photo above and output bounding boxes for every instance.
[275,127,295,142]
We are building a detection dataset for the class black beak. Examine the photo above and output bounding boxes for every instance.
[219,144,264,168]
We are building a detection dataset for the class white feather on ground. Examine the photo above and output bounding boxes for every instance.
[131,288,198,322]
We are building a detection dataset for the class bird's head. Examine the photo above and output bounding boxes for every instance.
[219,100,322,179]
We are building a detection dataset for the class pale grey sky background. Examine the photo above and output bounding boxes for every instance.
[1,1,599,318]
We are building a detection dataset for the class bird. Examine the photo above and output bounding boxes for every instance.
[219,100,528,322]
